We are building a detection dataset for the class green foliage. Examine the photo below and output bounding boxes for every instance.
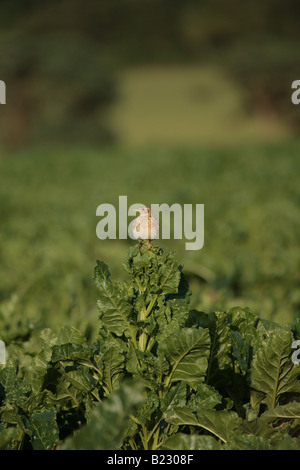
[1,242,299,450]
[1,143,299,337]
[61,380,145,450]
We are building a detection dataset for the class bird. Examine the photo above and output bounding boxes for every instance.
[132,206,159,249]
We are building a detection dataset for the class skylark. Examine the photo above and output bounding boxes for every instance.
[132,206,159,248]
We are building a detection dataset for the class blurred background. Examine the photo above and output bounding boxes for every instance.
[0,0,300,343]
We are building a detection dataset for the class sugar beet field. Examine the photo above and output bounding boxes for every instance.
[0,141,299,450]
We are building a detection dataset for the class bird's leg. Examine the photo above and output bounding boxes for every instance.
[149,240,153,249]
[139,240,142,252]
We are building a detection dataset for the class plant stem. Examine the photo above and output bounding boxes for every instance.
[139,331,148,351]
[128,437,138,450]
[138,294,159,351]
[91,390,102,402]
[147,419,161,445]
[141,425,149,450]
[129,414,142,426]
[151,426,161,450]
[146,336,156,352]
[145,294,158,319]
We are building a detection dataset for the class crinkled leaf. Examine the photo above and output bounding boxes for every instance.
[189,383,222,410]
[238,415,276,440]
[155,296,190,342]
[161,382,187,413]
[205,312,232,385]
[27,409,59,450]
[64,367,97,393]
[0,409,25,428]
[94,260,136,339]
[261,401,300,422]
[51,342,93,363]
[0,367,30,406]
[159,327,210,389]
[124,245,181,295]
[126,346,166,389]
[157,253,181,294]
[165,407,240,443]
[56,325,85,345]
[251,329,300,409]
[101,346,126,394]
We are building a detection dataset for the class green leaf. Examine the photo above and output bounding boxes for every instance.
[27,409,59,450]
[0,409,25,429]
[165,407,240,443]
[195,409,241,443]
[164,406,199,426]
[0,425,18,450]
[189,383,222,410]
[205,312,232,385]
[51,342,93,363]
[136,389,160,424]
[0,367,30,406]
[251,329,300,409]
[162,433,222,450]
[94,260,137,341]
[64,368,96,393]
[124,246,181,295]
[126,346,167,390]
[56,325,85,345]
[158,253,181,295]
[225,434,272,450]
[101,345,126,394]
[228,307,261,349]
[61,380,145,450]
[159,328,210,389]
[261,401,300,422]
[238,415,276,440]
[155,295,190,343]
[161,382,187,413]
[0,367,16,402]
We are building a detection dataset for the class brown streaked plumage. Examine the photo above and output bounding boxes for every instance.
[132,206,159,248]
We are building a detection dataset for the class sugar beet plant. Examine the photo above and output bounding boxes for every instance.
[0,241,300,450]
